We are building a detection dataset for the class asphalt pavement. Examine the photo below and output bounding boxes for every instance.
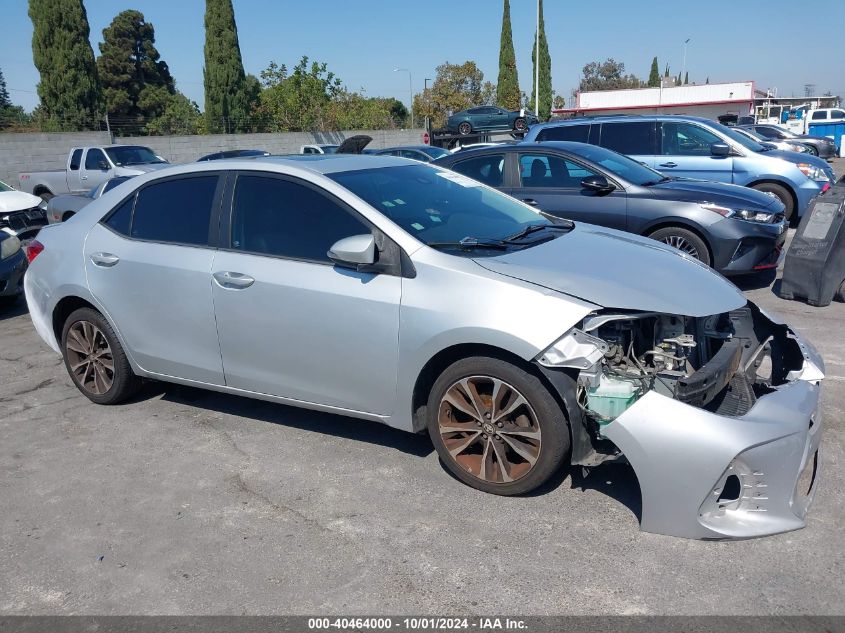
[0,162,843,615]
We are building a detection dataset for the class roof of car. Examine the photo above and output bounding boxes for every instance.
[377,145,441,152]
[435,141,595,159]
[539,114,715,126]
[232,154,413,174]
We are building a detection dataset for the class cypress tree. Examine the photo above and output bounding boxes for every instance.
[684,71,689,85]
[530,0,552,120]
[706,77,710,84]
[496,0,520,111]
[204,0,252,133]
[29,0,102,131]
[664,63,670,78]
[647,57,660,87]
[98,10,175,135]
[0,65,10,109]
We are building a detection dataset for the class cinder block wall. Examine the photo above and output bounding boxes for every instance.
[0,129,426,186]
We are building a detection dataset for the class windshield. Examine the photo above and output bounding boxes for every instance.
[565,144,666,186]
[0,180,13,192]
[104,146,167,166]
[712,121,766,152]
[330,164,554,253]
[322,145,339,154]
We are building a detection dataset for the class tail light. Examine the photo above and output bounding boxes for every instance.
[25,239,44,263]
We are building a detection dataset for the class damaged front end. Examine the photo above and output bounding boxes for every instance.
[536,302,824,540]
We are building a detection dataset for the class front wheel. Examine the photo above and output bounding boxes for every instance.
[514,117,528,132]
[61,307,141,404]
[458,121,472,136]
[426,357,570,495]
[648,227,711,267]
[805,144,819,156]
[751,182,794,221]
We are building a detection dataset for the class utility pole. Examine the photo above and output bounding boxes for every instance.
[534,0,540,116]
[681,38,690,85]
[394,68,413,128]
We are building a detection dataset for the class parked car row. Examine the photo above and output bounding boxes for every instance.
[23,153,825,539]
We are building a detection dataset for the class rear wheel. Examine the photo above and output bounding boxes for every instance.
[427,356,569,495]
[61,307,140,404]
[35,189,53,203]
[458,121,472,136]
[514,117,528,132]
[751,182,794,221]
[648,227,711,267]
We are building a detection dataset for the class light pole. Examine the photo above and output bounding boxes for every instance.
[534,0,540,116]
[424,78,432,92]
[681,38,690,85]
[394,68,413,128]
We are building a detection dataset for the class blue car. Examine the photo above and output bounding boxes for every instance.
[525,115,834,220]
[447,106,539,136]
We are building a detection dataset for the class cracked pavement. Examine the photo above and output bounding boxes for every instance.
[2,194,845,614]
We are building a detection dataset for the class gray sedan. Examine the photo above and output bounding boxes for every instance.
[741,124,838,159]
[434,142,787,274]
[23,155,824,539]
[46,177,132,223]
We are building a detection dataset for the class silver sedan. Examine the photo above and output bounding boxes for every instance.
[23,155,825,539]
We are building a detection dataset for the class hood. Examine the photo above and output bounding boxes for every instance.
[474,224,746,317]
[116,163,170,175]
[646,178,783,210]
[337,135,373,154]
[0,190,42,213]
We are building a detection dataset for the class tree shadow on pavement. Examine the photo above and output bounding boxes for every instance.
[153,382,435,458]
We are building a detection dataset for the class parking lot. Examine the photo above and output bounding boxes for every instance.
[0,161,843,616]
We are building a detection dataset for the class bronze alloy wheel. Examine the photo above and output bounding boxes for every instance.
[65,320,115,395]
[438,376,542,484]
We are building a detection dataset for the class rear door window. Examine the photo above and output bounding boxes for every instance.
[536,124,590,143]
[811,111,828,121]
[449,154,506,187]
[598,122,656,154]
[131,175,219,246]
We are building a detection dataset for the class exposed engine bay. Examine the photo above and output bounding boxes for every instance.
[539,303,807,454]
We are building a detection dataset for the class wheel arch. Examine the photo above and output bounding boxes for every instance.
[32,184,53,198]
[641,219,714,263]
[410,343,578,443]
[745,178,798,214]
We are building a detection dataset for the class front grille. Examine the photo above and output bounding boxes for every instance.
[772,212,785,224]
[0,206,47,233]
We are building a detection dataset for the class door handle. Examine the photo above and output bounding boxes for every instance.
[90,252,120,267]
[213,271,255,289]
[659,162,678,168]
[521,198,539,206]
[81,175,88,180]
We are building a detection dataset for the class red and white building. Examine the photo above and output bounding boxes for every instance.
[553,81,755,120]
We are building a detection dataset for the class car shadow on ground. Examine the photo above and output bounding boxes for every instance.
[0,299,28,321]
[730,269,778,292]
[150,382,435,458]
[569,462,643,522]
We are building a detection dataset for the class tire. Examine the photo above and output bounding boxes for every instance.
[751,182,794,221]
[36,190,53,203]
[426,356,570,496]
[0,294,20,309]
[805,144,819,156]
[648,227,711,267]
[514,117,528,132]
[458,121,472,136]
[61,307,140,405]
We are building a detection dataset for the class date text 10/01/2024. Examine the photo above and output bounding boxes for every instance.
[307,617,528,630]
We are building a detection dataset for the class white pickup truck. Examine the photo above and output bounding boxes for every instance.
[19,145,170,200]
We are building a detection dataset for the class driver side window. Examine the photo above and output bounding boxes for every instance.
[85,149,108,170]
[662,123,722,156]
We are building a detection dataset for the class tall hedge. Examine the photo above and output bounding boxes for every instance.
[204,0,252,133]
[496,0,521,111]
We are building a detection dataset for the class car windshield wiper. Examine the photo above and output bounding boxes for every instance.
[504,221,573,242]
[427,236,510,251]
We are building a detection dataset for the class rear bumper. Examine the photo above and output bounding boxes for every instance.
[0,249,27,298]
[602,326,824,540]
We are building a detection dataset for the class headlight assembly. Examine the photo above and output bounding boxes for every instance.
[0,235,21,260]
[699,203,775,223]
[796,163,830,182]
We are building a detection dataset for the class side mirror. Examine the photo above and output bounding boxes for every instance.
[581,175,615,194]
[97,160,110,171]
[710,142,731,157]
[328,234,376,270]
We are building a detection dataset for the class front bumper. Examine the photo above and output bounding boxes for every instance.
[0,249,27,298]
[602,327,824,540]
[711,217,788,274]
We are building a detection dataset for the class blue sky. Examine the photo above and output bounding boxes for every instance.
[2,0,842,112]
